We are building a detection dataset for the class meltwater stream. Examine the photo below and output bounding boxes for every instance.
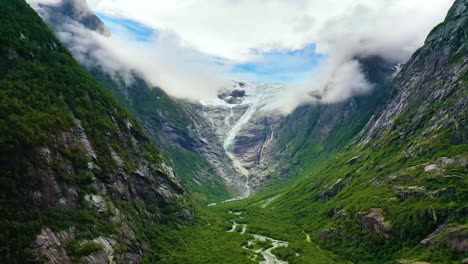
[227,211,288,264]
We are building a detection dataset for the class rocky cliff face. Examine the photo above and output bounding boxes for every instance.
[265,0,467,262]
[32,0,401,199]
[197,57,395,191]
[92,71,247,201]
[189,56,396,193]
[34,0,110,36]
[0,1,189,262]
[360,0,467,148]
[191,82,286,193]
[254,56,397,188]
[32,0,248,202]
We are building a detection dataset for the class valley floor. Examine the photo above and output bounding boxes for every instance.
[154,197,347,264]
[156,175,467,264]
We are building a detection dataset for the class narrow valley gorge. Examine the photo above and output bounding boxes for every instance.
[0,0,467,263]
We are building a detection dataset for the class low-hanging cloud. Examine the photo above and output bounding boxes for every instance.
[28,0,231,101]
[28,0,62,7]
[28,0,454,113]
[323,60,374,103]
[89,30,231,100]
[276,0,454,113]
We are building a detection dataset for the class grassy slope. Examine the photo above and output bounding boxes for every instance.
[155,5,468,264]
[263,57,391,191]
[0,1,188,262]
[203,33,467,264]
[187,82,466,263]
[90,70,230,203]
[3,0,465,263]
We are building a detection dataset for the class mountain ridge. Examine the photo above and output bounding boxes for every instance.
[1,0,466,263]
[33,0,249,203]
[225,0,467,262]
[0,1,191,262]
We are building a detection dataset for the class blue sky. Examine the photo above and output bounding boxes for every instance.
[97,14,323,83]
[97,13,155,42]
[230,45,324,83]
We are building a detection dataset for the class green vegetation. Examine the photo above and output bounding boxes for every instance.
[261,60,390,192]
[156,11,467,263]
[195,65,467,263]
[0,0,466,263]
[176,201,350,263]
[248,239,273,250]
[141,209,256,264]
[0,1,187,262]
[90,67,231,204]
[66,241,103,258]
[166,147,230,204]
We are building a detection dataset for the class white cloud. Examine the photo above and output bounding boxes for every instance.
[56,20,231,100]
[28,0,455,112]
[27,0,62,8]
[86,0,453,62]
[322,60,373,103]
[27,0,232,100]
[85,0,453,113]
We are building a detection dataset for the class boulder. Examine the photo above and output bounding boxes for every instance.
[391,186,428,200]
[356,208,392,239]
[84,194,107,213]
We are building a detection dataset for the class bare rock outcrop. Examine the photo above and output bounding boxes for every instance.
[33,228,72,264]
[420,224,468,253]
[356,208,392,239]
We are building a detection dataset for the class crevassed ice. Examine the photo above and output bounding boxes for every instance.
[200,81,286,152]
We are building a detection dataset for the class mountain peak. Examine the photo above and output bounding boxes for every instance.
[38,0,110,36]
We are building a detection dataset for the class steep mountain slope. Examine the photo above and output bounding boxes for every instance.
[90,70,242,202]
[251,56,397,190]
[0,1,190,263]
[34,0,247,202]
[34,0,110,36]
[33,0,411,202]
[191,81,286,196]
[2,0,465,263]
[189,57,395,194]
[219,0,467,263]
